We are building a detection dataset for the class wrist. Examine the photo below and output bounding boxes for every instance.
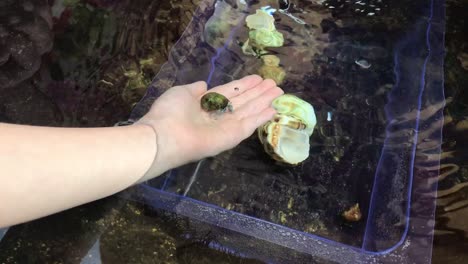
[133,118,179,183]
[123,123,156,183]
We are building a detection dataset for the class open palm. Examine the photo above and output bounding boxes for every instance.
[137,75,283,177]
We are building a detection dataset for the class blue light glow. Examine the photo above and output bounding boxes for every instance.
[261,5,277,15]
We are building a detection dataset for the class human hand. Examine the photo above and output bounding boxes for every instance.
[135,75,284,182]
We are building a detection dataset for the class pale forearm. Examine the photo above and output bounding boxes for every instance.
[0,75,283,228]
[0,123,156,227]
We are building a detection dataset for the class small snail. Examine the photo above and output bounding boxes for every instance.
[200,92,233,113]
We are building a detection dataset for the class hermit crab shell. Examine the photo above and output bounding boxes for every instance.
[272,94,317,134]
[200,92,231,112]
[258,118,311,165]
[258,94,317,165]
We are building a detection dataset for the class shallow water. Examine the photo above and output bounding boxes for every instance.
[0,0,467,263]
[138,0,435,253]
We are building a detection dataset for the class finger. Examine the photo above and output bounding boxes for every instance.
[186,81,208,97]
[235,86,284,118]
[230,79,277,107]
[240,107,277,138]
[207,75,263,98]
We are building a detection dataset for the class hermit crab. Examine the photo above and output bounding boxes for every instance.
[258,94,317,165]
[200,92,233,113]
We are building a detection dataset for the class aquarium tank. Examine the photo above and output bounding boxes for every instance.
[119,0,446,263]
[0,0,448,263]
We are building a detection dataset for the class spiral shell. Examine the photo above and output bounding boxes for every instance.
[200,92,232,112]
[258,94,317,165]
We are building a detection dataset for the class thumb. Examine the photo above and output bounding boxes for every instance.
[185,81,208,97]
[241,107,277,138]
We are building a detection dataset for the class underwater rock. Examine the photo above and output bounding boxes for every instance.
[0,82,61,126]
[0,0,53,90]
[258,94,317,165]
[258,55,286,85]
[320,19,339,33]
